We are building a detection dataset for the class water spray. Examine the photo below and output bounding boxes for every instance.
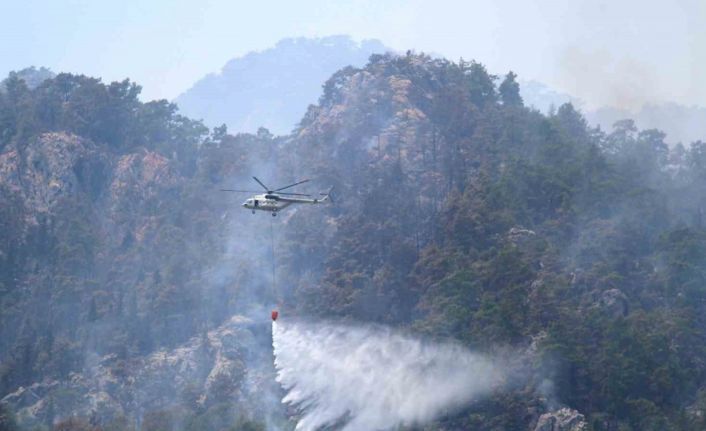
[271,317,506,431]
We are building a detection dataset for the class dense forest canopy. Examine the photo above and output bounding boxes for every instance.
[1,53,706,430]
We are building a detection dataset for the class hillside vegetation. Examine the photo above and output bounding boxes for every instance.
[2,53,706,430]
[279,53,706,430]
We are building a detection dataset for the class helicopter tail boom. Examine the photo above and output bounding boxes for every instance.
[319,186,334,203]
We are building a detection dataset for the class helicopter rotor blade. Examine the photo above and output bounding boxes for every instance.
[277,192,312,197]
[220,189,261,193]
[252,176,270,191]
[275,178,311,192]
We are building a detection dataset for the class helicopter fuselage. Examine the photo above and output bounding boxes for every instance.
[242,193,326,215]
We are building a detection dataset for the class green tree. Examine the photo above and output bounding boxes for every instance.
[466,60,497,108]
[498,71,523,106]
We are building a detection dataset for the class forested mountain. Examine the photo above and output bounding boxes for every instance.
[3,52,706,431]
[174,36,388,135]
[276,54,706,429]
[0,72,286,430]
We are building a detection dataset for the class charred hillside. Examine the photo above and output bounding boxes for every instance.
[2,53,706,430]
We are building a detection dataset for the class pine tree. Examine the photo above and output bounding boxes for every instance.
[498,71,523,106]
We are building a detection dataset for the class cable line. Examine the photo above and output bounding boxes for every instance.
[270,217,276,296]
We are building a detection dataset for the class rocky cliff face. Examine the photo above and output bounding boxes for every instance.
[2,316,282,429]
[533,408,587,431]
[0,132,106,215]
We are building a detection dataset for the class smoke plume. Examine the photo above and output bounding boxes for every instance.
[272,319,505,431]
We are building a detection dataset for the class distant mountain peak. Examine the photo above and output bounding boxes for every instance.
[175,35,390,136]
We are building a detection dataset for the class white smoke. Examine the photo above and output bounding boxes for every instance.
[272,319,506,431]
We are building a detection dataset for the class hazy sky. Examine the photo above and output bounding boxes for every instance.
[3,0,703,109]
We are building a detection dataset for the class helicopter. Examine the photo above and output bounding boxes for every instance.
[221,177,333,216]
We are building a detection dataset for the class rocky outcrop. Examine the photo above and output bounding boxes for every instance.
[110,150,177,201]
[109,149,178,216]
[533,408,587,431]
[507,226,537,244]
[0,132,178,217]
[598,288,629,318]
[0,132,107,215]
[1,315,280,429]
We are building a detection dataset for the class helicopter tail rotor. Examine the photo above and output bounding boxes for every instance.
[320,186,335,203]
